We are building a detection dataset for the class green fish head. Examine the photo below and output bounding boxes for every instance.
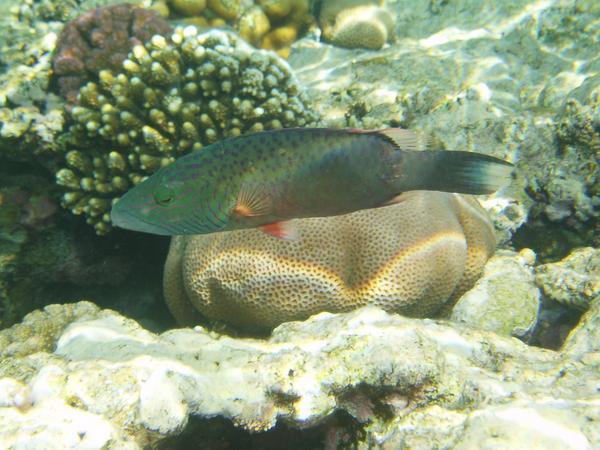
[111,164,229,235]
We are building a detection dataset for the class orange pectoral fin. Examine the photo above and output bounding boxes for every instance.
[259,220,299,240]
[233,182,272,217]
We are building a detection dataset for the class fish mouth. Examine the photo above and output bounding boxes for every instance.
[110,202,175,236]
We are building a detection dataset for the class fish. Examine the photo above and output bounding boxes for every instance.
[110,127,513,239]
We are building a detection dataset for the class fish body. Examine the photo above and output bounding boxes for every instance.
[111,127,513,237]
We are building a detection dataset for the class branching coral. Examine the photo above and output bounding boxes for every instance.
[55,27,317,234]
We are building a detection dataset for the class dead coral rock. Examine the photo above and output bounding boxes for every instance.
[51,3,172,103]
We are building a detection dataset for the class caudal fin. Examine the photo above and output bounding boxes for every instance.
[396,150,514,195]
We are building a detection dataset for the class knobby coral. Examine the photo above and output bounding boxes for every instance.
[55,27,317,234]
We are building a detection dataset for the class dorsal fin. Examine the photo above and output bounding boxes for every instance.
[349,128,432,151]
[376,128,431,151]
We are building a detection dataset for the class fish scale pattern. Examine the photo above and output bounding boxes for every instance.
[164,191,496,330]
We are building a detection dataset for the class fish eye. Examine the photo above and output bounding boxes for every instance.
[154,185,175,206]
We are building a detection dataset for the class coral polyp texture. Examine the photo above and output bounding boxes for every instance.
[164,191,495,330]
[56,27,317,234]
[51,3,173,103]
[319,0,395,50]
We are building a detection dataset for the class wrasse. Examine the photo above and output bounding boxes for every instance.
[111,127,513,239]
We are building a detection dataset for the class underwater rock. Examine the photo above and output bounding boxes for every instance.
[519,72,600,244]
[51,3,173,103]
[163,192,496,330]
[0,172,60,330]
[56,27,316,234]
[0,300,599,448]
[550,74,600,221]
[319,0,395,50]
[536,247,600,311]
[450,249,540,339]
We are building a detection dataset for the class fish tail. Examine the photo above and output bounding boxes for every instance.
[392,150,514,195]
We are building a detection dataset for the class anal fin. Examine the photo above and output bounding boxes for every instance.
[259,220,299,240]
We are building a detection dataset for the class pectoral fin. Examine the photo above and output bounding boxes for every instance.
[233,182,272,217]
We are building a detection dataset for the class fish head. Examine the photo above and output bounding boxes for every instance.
[111,162,230,235]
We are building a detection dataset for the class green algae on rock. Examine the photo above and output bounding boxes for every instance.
[56,26,317,234]
[450,249,540,339]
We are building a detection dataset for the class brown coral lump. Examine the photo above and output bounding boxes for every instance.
[51,3,172,103]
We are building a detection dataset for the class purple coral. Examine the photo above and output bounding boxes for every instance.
[51,3,172,103]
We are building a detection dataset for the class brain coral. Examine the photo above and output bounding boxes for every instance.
[51,3,173,103]
[319,0,395,50]
[55,27,317,234]
[163,191,496,331]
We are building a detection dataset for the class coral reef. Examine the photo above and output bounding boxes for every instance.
[0,299,599,448]
[51,3,173,103]
[165,0,314,57]
[289,0,600,253]
[56,27,317,234]
[547,75,600,225]
[319,0,395,50]
[0,1,64,162]
[0,2,167,161]
[164,192,495,330]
